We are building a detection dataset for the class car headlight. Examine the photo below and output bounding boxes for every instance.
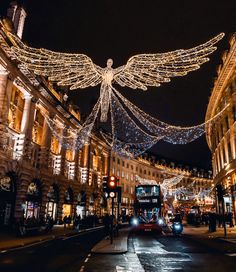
[158,218,164,225]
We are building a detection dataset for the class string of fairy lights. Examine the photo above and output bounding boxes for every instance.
[161,175,184,198]
[8,32,226,156]
[112,87,229,145]
[135,175,213,201]
[39,80,229,156]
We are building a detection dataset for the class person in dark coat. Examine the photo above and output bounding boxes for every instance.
[103,213,111,236]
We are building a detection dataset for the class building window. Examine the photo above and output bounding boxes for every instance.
[222,145,226,165]
[127,163,129,168]
[112,156,115,162]
[233,105,236,122]
[8,85,24,132]
[117,170,120,177]
[117,158,120,164]
[126,173,129,180]
[221,123,224,137]
[140,169,142,174]
[121,170,124,178]
[32,109,44,145]
[136,167,138,172]
[148,171,150,176]
[144,170,146,174]
[92,150,99,171]
[131,165,133,170]
[228,141,232,162]
[225,116,229,131]
[122,161,125,167]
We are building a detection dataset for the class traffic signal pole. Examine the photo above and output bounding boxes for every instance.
[222,198,227,238]
[111,197,114,244]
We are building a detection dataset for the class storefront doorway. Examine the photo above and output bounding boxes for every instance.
[0,174,16,228]
[76,191,86,219]
[45,184,59,221]
[62,188,73,219]
[24,179,42,219]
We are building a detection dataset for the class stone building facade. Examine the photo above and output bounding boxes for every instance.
[205,33,236,222]
[110,153,213,216]
[0,7,110,228]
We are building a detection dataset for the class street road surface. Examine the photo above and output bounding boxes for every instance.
[83,232,236,272]
[0,230,236,272]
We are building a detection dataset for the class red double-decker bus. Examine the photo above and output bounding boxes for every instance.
[132,182,164,233]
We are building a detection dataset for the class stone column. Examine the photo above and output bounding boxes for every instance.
[83,143,90,168]
[0,65,9,148]
[23,98,37,160]
[60,127,67,176]
[20,94,32,134]
[74,150,79,181]
[40,114,52,168]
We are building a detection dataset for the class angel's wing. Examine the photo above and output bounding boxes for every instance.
[9,33,102,90]
[113,33,224,90]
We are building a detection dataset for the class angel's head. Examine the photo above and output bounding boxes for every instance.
[106,58,113,68]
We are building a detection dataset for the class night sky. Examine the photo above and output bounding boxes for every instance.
[1,0,236,169]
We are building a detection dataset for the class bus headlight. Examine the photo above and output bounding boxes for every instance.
[132,218,139,226]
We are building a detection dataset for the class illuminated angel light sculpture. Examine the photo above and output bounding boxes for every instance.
[9,32,224,122]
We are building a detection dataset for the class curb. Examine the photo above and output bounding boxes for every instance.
[0,226,104,253]
[91,249,128,254]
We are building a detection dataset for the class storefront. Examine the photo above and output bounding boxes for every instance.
[0,174,16,228]
[45,184,59,221]
[62,188,73,218]
[99,195,107,216]
[76,191,86,219]
[231,184,236,224]
[88,193,97,215]
[23,179,42,219]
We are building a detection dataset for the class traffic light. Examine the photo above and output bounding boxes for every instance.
[107,175,117,198]
[102,176,108,192]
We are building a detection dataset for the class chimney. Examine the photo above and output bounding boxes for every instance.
[7,1,27,39]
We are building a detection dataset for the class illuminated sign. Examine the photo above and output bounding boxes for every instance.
[138,198,159,203]
[0,177,11,192]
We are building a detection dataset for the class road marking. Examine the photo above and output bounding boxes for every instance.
[84,258,89,263]
[62,226,103,241]
[116,266,132,272]
[1,250,7,253]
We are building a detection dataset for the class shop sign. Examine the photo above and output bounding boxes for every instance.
[0,177,11,192]
[138,198,159,203]
[204,197,213,205]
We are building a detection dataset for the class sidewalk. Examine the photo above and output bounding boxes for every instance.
[91,227,130,254]
[183,224,236,243]
[0,225,103,252]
